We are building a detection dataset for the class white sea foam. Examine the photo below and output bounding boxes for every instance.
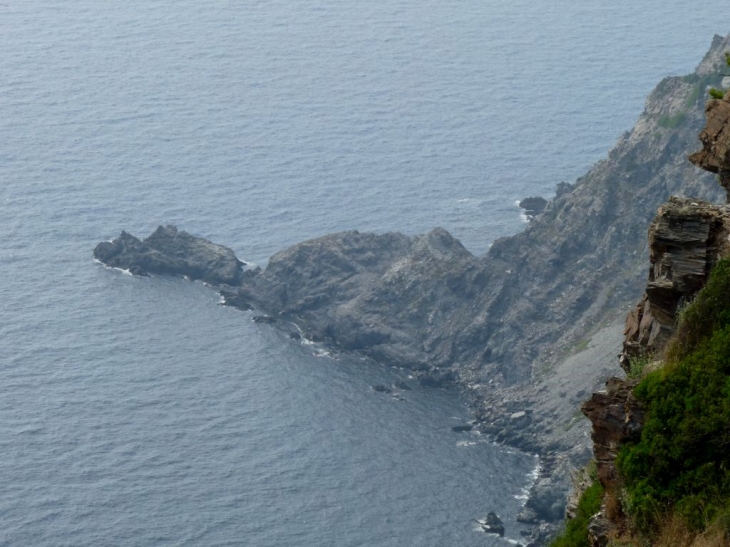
[456,440,478,447]
[93,258,135,276]
[514,459,542,503]
[515,200,530,223]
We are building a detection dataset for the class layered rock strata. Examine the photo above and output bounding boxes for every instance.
[621,197,730,369]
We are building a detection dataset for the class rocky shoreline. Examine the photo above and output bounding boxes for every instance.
[93,224,567,544]
[94,34,730,547]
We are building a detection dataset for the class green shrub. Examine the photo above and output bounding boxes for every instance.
[666,258,730,363]
[709,88,725,100]
[626,353,650,380]
[550,481,604,547]
[707,52,730,100]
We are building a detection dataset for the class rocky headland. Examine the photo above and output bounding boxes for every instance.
[94,34,730,546]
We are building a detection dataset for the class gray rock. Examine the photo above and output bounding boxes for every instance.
[525,477,570,522]
[219,288,253,310]
[587,512,612,547]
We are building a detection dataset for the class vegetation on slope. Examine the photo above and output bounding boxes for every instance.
[549,481,604,547]
[616,258,730,539]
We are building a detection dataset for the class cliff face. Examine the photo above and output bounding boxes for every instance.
[218,35,730,460]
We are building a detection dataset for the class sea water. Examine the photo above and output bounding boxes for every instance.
[1,1,728,545]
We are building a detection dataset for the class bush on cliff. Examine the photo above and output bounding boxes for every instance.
[666,258,730,363]
[617,259,730,535]
[549,481,604,547]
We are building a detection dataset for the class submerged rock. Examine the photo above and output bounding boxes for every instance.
[392,380,412,391]
[480,512,505,537]
[252,315,276,324]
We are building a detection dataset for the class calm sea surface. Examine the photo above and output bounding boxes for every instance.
[1,1,728,545]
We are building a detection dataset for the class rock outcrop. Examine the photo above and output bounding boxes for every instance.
[94,225,246,286]
[519,196,548,219]
[229,228,484,370]
[621,198,730,369]
[479,512,505,537]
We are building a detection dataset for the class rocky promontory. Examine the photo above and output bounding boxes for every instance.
[94,33,730,544]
